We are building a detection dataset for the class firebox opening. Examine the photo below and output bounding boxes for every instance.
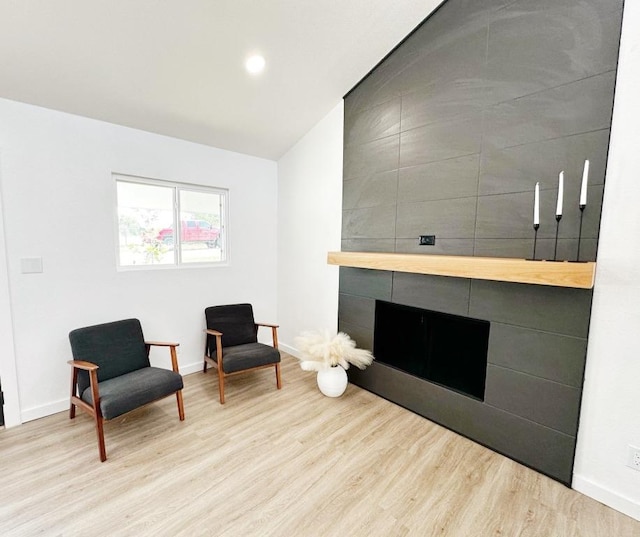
[373,300,490,400]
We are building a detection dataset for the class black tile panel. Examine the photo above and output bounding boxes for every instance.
[396,238,475,256]
[337,320,374,352]
[396,197,477,240]
[343,134,400,179]
[398,154,480,203]
[341,239,396,253]
[344,98,402,146]
[473,238,598,262]
[338,293,376,331]
[342,170,398,210]
[399,113,483,168]
[484,364,581,435]
[339,267,393,301]
[478,129,610,197]
[469,280,593,338]
[342,205,396,239]
[486,2,623,104]
[487,323,587,387]
[391,272,471,317]
[483,71,616,150]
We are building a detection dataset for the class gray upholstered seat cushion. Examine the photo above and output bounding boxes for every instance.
[219,342,280,374]
[81,367,183,420]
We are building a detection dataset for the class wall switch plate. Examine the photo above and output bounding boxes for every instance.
[20,257,43,274]
[627,445,640,471]
[419,235,436,246]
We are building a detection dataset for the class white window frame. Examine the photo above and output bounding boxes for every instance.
[114,173,229,270]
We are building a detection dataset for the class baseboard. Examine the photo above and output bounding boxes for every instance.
[21,398,68,423]
[278,342,300,359]
[573,474,640,521]
[180,361,205,376]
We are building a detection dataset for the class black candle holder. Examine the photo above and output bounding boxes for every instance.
[574,204,586,263]
[552,214,562,261]
[526,223,540,261]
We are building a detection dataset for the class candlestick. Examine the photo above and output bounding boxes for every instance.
[553,214,562,261]
[575,204,586,262]
[556,171,564,217]
[580,160,589,207]
[533,182,540,226]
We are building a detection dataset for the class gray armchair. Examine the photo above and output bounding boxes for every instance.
[68,318,185,461]
[203,303,281,404]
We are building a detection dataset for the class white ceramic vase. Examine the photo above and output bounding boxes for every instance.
[316,365,348,397]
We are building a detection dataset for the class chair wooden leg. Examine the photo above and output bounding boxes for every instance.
[176,390,185,420]
[275,362,282,390]
[69,367,79,419]
[94,413,107,462]
[218,368,225,404]
[203,359,208,373]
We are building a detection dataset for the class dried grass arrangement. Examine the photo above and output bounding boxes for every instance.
[294,330,374,372]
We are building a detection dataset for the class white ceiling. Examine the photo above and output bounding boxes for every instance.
[0,1,439,160]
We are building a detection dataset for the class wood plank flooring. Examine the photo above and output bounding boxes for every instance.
[1,354,639,536]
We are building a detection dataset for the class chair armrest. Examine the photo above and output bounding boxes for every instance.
[145,340,180,347]
[67,359,99,371]
[256,323,279,349]
[204,329,223,337]
[144,341,181,373]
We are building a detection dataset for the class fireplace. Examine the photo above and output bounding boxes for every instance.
[374,300,489,400]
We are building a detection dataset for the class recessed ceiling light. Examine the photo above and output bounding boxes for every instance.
[245,54,266,75]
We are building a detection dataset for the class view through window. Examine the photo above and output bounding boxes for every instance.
[115,175,227,268]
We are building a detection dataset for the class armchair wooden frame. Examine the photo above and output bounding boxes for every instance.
[68,341,185,462]
[203,323,282,404]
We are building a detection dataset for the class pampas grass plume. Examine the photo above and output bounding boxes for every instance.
[295,330,374,371]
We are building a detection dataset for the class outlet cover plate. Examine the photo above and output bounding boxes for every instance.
[626,445,640,471]
[419,235,436,246]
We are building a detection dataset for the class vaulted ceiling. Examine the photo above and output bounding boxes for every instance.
[0,1,437,159]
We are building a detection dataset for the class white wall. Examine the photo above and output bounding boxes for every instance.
[276,102,343,354]
[573,0,640,521]
[0,98,278,425]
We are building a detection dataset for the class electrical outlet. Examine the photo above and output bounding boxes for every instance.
[419,235,436,246]
[627,445,640,471]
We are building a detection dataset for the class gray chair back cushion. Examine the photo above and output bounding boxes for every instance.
[69,318,150,394]
[205,303,258,355]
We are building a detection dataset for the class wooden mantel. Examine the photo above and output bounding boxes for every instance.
[327,251,596,289]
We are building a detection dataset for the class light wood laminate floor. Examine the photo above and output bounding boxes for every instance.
[1,354,639,536]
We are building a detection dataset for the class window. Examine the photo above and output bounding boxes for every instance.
[115,174,227,268]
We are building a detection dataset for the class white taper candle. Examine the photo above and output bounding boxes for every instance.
[580,160,589,207]
[534,182,540,226]
[556,171,564,217]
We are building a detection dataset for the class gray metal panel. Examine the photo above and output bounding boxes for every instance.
[398,154,480,203]
[391,272,471,317]
[339,267,393,301]
[469,280,593,338]
[487,323,586,387]
[484,364,581,435]
[396,197,477,239]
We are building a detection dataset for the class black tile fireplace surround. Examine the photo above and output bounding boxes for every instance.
[339,0,622,485]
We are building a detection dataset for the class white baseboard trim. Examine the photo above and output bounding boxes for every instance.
[278,342,300,359]
[180,361,205,376]
[573,474,640,521]
[21,398,68,423]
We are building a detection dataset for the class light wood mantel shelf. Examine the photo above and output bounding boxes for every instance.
[327,251,596,289]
